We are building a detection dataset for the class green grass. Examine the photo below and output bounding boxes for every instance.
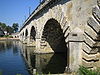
[78,66,100,75]
[3,35,13,38]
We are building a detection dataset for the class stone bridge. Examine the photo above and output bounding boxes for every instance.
[17,0,100,73]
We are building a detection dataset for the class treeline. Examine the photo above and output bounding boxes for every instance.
[0,22,19,35]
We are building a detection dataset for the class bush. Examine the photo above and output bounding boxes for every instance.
[8,35,13,38]
[3,35,13,38]
[3,35,9,37]
[78,66,100,75]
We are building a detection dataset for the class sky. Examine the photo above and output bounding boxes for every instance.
[0,0,41,28]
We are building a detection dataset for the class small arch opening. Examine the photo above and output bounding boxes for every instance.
[25,29,28,39]
[30,26,36,41]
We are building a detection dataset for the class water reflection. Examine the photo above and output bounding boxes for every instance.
[35,53,67,74]
[43,53,67,74]
[0,41,6,52]
[21,44,67,74]
[0,40,67,75]
[12,41,19,55]
[0,41,30,75]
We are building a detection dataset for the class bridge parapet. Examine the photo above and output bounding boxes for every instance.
[21,0,62,31]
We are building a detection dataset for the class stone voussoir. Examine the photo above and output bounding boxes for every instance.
[87,17,100,33]
[84,33,96,47]
[82,42,92,54]
[82,50,99,61]
[92,6,100,23]
[85,25,97,40]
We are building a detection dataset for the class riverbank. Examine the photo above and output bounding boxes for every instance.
[0,37,19,41]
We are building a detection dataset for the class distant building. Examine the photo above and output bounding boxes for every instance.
[11,32,19,38]
[0,27,4,37]
[4,31,7,35]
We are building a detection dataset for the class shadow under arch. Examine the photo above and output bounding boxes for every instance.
[30,26,36,41]
[25,29,28,39]
[21,32,24,39]
[42,53,67,74]
[42,18,67,53]
[22,32,24,37]
[39,18,68,74]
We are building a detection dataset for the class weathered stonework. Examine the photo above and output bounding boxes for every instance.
[17,0,100,73]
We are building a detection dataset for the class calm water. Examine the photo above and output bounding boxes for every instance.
[22,44,67,74]
[0,41,30,75]
[0,40,67,75]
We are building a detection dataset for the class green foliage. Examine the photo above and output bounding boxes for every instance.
[3,35,9,37]
[5,26,14,34]
[78,66,100,75]
[8,35,13,38]
[0,22,6,30]
[3,35,13,38]
[12,23,19,33]
[0,22,19,35]
[36,72,39,75]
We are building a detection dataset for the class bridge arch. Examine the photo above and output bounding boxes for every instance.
[41,18,67,53]
[25,29,28,39]
[22,32,24,36]
[40,18,68,73]
[30,26,36,41]
[21,32,24,38]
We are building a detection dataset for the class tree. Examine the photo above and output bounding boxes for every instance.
[0,22,6,30]
[5,26,14,35]
[12,23,19,33]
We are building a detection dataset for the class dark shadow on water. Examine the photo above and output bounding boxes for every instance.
[42,53,67,74]
[30,54,36,68]
[34,53,67,74]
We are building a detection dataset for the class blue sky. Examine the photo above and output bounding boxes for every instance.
[0,0,41,27]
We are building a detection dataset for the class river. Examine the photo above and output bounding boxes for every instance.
[0,40,30,75]
[0,40,67,75]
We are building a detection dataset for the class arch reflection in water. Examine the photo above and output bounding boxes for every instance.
[35,53,67,74]
[22,46,67,74]
[20,44,36,73]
